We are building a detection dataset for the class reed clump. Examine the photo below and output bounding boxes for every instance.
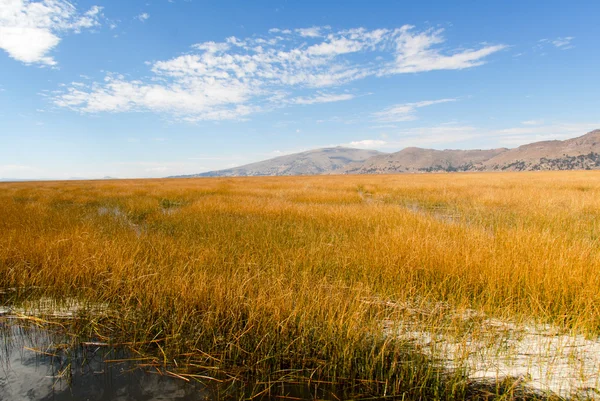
[1,172,599,399]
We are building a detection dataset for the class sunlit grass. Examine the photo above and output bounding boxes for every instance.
[1,172,599,399]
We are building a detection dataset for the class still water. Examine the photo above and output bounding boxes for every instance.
[0,318,348,401]
[0,321,220,401]
[0,293,351,401]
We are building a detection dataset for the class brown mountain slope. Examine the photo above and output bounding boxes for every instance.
[171,129,600,178]
[483,129,600,170]
[344,129,600,174]
[343,147,508,174]
[173,147,382,177]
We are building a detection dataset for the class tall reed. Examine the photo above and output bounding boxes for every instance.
[1,172,599,399]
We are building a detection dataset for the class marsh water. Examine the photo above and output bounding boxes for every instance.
[0,322,219,401]
[0,320,341,401]
[4,297,600,400]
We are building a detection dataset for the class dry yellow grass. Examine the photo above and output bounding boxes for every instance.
[1,171,599,399]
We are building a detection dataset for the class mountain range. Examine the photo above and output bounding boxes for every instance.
[180,147,382,177]
[173,129,600,177]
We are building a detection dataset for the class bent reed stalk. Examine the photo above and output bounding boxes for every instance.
[1,172,599,399]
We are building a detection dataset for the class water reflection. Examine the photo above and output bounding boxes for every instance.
[0,321,214,401]
[0,319,344,401]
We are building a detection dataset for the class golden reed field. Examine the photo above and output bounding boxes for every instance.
[2,172,600,399]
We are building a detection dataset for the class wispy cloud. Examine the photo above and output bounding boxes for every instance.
[373,98,456,122]
[136,12,149,22]
[539,37,575,50]
[54,25,504,121]
[290,93,355,105]
[0,0,103,66]
[551,37,574,49]
[383,26,507,74]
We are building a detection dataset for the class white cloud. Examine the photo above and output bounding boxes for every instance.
[136,12,149,22]
[54,25,505,121]
[295,26,323,38]
[384,26,507,74]
[192,41,229,53]
[373,98,456,122]
[0,0,103,66]
[268,28,292,35]
[290,93,355,105]
[347,139,387,148]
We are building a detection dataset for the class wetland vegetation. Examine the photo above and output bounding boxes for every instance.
[2,172,600,399]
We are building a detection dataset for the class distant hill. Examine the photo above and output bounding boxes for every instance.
[342,147,508,174]
[344,129,600,174]
[171,129,600,178]
[173,147,382,177]
[481,129,600,171]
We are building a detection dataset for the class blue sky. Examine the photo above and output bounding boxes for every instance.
[1,0,599,179]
